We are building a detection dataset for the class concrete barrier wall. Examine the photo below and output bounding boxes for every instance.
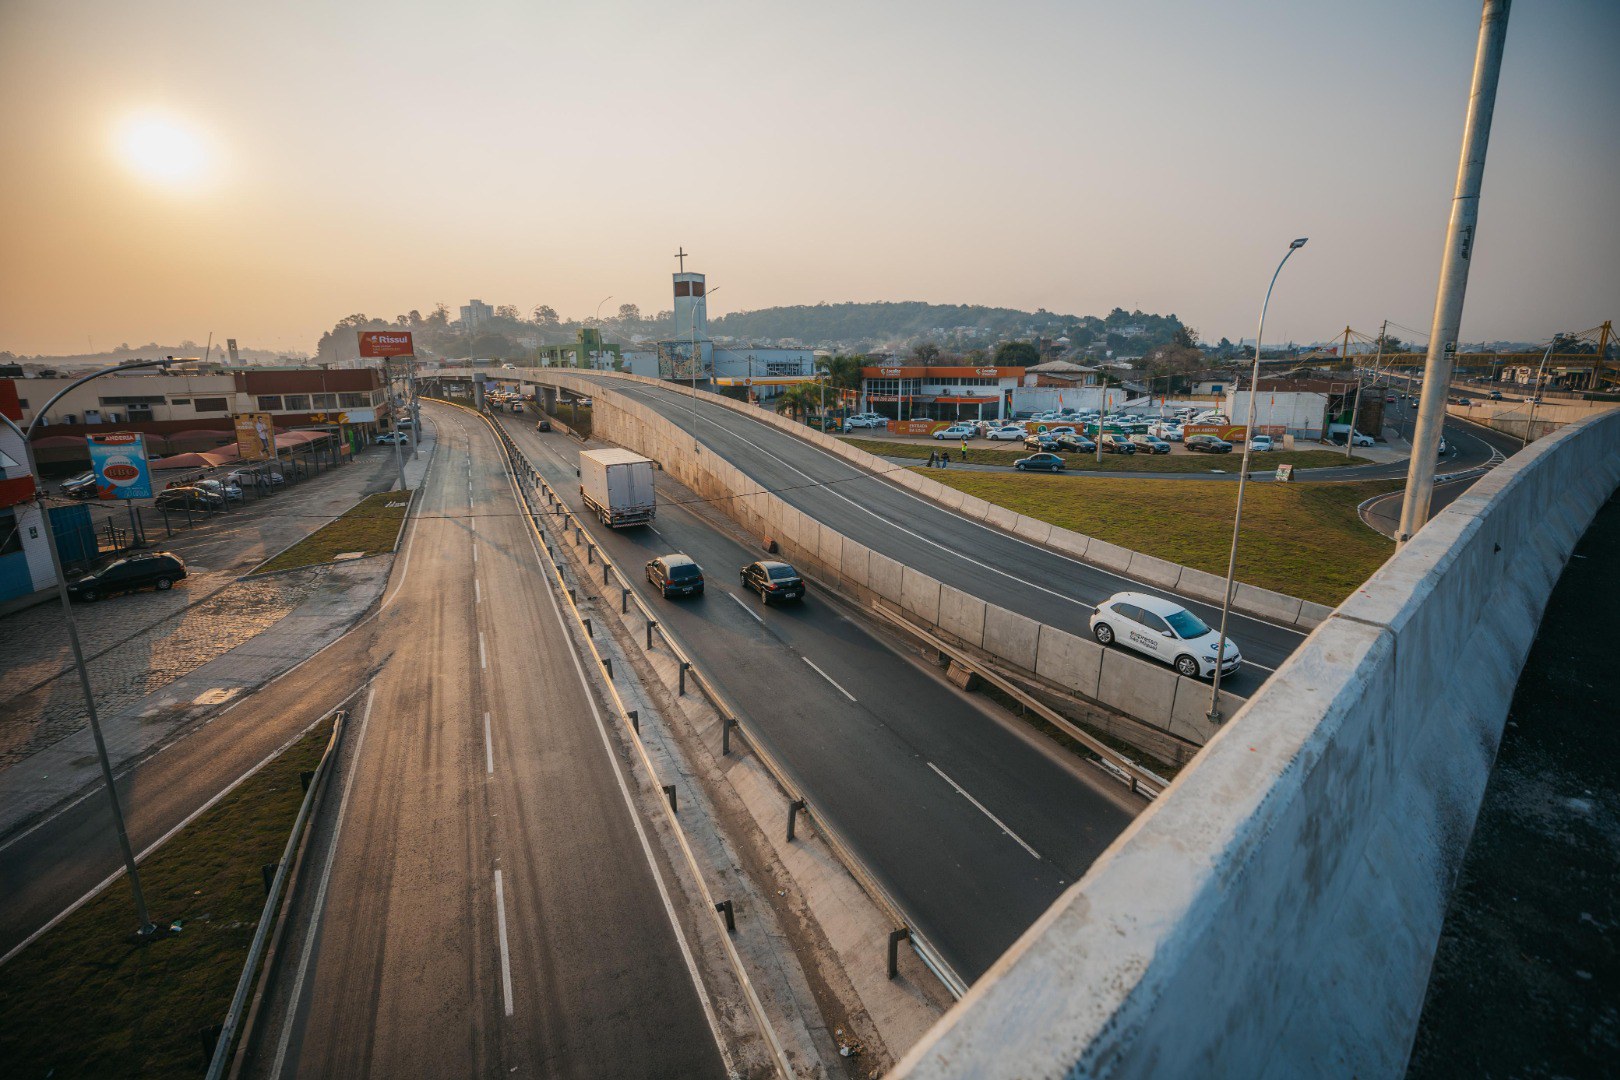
[456,368,1330,631]
[509,368,1240,743]
[891,408,1620,1079]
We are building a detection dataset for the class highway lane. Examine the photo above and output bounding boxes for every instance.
[271,408,727,1078]
[565,375,1303,697]
[503,416,1139,982]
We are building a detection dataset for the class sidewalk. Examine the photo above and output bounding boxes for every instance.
[0,424,436,840]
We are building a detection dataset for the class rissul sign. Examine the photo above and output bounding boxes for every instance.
[358,331,415,358]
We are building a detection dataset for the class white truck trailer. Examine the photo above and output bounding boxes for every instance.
[579,448,656,527]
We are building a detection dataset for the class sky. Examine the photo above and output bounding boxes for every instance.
[0,0,1615,356]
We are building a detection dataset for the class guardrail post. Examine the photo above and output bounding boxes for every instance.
[722,716,733,755]
[603,562,611,585]
[628,709,638,733]
[621,587,630,613]
[582,617,592,638]
[300,770,315,792]
[568,587,576,605]
[679,661,690,695]
[662,784,678,812]
[586,543,594,564]
[647,620,657,649]
[888,927,911,980]
[198,1025,224,1068]
[787,798,806,842]
[261,864,276,894]
[602,657,612,680]
[716,899,736,934]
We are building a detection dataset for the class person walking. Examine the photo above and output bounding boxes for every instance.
[960,438,969,461]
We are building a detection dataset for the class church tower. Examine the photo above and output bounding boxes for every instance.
[672,247,707,340]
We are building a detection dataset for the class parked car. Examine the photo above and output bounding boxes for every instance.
[740,560,805,604]
[66,552,188,602]
[1131,434,1172,454]
[1099,433,1136,455]
[986,424,1025,441]
[376,432,408,444]
[1023,433,1060,452]
[1456,397,1473,406]
[1385,394,1398,403]
[1488,390,1504,400]
[1185,434,1234,454]
[932,423,977,441]
[843,416,882,430]
[646,553,705,598]
[1014,452,1066,472]
[396,416,414,428]
[194,478,243,501]
[59,471,99,498]
[1248,435,1274,452]
[1089,591,1241,680]
[1149,423,1182,441]
[1053,434,1096,453]
[1349,431,1375,447]
[535,418,552,432]
[154,486,222,512]
[226,469,286,488]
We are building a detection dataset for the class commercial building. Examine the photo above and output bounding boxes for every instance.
[538,328,623,370]
[10,366,391,466]
[0,380,74,604]
[459,299,495,334]
[858,364,1026,422]
[1222,378,1385,441]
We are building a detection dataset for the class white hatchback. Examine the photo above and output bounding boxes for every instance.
[1089,591,1241,679]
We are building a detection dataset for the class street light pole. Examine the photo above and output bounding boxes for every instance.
[1209,238,1308,723]
[1521,340,1554,447]
[1,358,172,935]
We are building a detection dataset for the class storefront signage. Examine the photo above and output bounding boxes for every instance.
[1184,424,1249,442]
[358,330,415,357]
[87,432,152,499]
[886,420,949,436]
[861,366,1024,379]
[235,412,278,461]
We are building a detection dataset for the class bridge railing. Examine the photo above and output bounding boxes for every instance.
[887,407,1620,1078]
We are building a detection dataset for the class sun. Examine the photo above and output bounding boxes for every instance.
[114,112,212,188]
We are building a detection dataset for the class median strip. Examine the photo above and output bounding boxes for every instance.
[251,491,413,575]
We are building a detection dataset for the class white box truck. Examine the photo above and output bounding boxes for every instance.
[579,448,656,527]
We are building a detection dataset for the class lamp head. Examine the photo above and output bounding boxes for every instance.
[1290,238,1309,250]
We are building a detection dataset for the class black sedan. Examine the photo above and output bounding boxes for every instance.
[1023,434,1061,452]
[1184,435,1234,454]
[67,552,188,602]
[1053,434,1097,453]
[740,560,805,604]
[1014,452,1066,472]
[535,418,552,432]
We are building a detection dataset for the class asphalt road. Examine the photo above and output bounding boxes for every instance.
[503,416,1139,982]
[564,375,1302,697]
[270,408,727,1078]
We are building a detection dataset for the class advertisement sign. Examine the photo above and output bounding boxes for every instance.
[235,413,278,461]
[886,420,949,436]
[1184,424,1249,442]
[87,433,152,500]
[358,330,415,358]
[1275,463,1294,482]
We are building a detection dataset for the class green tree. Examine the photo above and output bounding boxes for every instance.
[773,381,822,421]
[532,305,559,326]
[1172,325,1200,349]
[617,303,641,322]
[993,340,1040,366]
[910,341,942,366]
[825,354,864,391]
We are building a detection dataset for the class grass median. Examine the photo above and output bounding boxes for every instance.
[922,469,1400,606]
[842,436,1366,474]
[0,718,333,1079]
[254,490,411,574]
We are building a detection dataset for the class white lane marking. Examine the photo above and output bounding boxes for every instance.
[725,590,765,624]
[483,711,494,775]
[473,543,479,564]
[802,656,857,702]
[927,761,1041,860]
[648,526,665,540]
[470,517,477,533]
[479,632,487,670]
[271,685,379,1077]
[494,869,514,1017]
[475,579,481,604]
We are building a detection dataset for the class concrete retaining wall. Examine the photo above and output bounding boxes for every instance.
[890,408,1620,1078]
[509,368,1247,744]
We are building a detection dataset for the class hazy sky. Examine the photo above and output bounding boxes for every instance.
[1,0,1615,356]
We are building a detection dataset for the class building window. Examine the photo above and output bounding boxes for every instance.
[339,392,370,408]
[98,395,166,405]
[283,394,311,411]
[16,399,26,409]
[0,517,22,557]
[256,396,283,411]
[674,281,691,297]
[170,398,191,405]
[193,397,228,412]
[312,393,337,409]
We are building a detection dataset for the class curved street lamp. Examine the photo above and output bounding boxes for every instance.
[1209,238,1308,722]
[0,359,170,934]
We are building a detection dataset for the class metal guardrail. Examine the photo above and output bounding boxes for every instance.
[470,403,969,1002]
[205,708,348,1080]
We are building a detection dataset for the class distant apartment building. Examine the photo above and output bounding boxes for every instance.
[459,299,495,334]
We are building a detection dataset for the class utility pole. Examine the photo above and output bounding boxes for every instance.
[1397,0,1511,543]
[1349,320,1386,458]
[1593,320,1612,392]
[384,358,406,491]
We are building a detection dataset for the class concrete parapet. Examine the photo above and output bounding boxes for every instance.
[981,605,1040,673]
[1095,647,1179,727]
[868,551,904,605]
[1295,600,1335,629]
[1125,551,1184,591]
[1010,515,1052,547]
[1174,565,1231,607]
[936,585,988,650]
[1083,538,1134,574]
[892,408,1620,1080]
[1033,625,1102,701]
[1231,581,1304,625]
[900,566,943,625]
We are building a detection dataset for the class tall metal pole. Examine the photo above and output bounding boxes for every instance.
[385,358,406,491]
[1521,341,1554,447]
[1348,320,1385,457]
[1396,0,1511,542]
[1209,238,1308,722]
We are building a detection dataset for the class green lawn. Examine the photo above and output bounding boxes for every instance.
[924,469,1400,606]
[0,719,333,1079]
[254,490,411,574]
[842,436,1366,474]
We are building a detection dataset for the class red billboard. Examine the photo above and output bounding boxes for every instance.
[358,330,415,358]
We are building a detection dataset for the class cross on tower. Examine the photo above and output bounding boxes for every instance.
[674,247,688,272]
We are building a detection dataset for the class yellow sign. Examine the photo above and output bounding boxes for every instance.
[234,412,277,461]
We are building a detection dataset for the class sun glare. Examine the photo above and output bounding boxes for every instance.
[114,113,211,187]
